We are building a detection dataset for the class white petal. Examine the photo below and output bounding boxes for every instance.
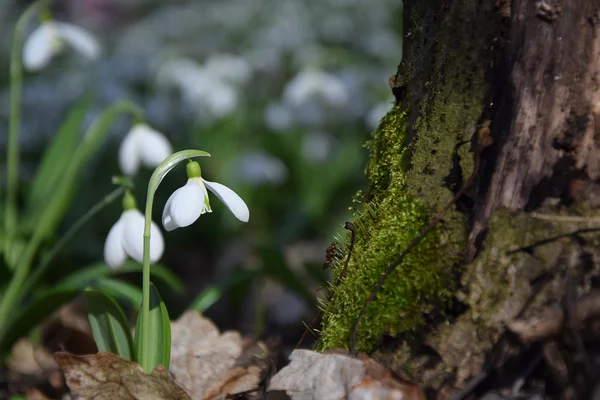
[22,22,58,71]
[122,210,164,264]
[162,180,207,231]
[137,125,172,168]
[203,179,249,222]
[55,22,101,60]
[103,216,127,270]
[119,130,141,176]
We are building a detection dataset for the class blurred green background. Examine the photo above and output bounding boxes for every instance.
[0,0,402,350]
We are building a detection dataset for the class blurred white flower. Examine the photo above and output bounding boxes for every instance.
[234,151,288,185]
[264,102,294,132]
[283,68,349,108]
[204,53,252,85]
[23,21,101,71]
[162,161,249,231]
[302,132,334,163]
[155,57,240,119]
[104,209,164,270]
[119,123,172,176]
[366,101,393,130]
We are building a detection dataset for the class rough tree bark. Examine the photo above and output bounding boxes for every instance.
[322,1,600,398]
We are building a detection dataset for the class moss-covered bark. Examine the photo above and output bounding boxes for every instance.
[317,0,600,396]
[317,0,500,352]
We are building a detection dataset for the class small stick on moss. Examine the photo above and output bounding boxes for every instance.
[350,125,491,354]
[531,212,600,224]
[295,222,357,349]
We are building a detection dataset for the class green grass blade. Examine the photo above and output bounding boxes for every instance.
[24,100,143,239]
[94,278,143,307]
[85,289,135,361]
[134,283,170,369]
[25,95,92,218]
[55,261,185,294]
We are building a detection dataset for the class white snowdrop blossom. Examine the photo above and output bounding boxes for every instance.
[23,21,101,71]
[234,151,288,185]
[119,123,172,176]
[162,161,249,231]
[283,68,349,108]
[155,56,242,119]
[204,53,253,85]
[104,193,164,270]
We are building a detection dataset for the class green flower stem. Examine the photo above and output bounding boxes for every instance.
[4,1,44,258]
[140,149,210,373]
[20,186,126,297]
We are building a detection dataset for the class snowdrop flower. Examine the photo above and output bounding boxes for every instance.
[104,191,164,270]
[204,54,252,86]
[119,123,172,176]
[155,57,240,119]
[283,68,349,108]
[162,161,249,231]
[234,151,288,185]
[23,21,101,72]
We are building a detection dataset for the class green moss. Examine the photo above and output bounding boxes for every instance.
[317,106,458,351]
[317,0,499,353]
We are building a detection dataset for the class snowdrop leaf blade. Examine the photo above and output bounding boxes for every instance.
[22,22,56,71]
[26,100,143,242]
[203,180,249,222]
[103,217,127,270]
[55,261,185,295]
[134,283,171,370]
[56,22,101,60]
[94,278,143,307]
[25,94,91,227]
[85,289,135,361]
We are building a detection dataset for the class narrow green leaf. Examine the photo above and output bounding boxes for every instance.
[0,287,80,357]
[134,283,170,370]
[189,268,258,312]
[26,94,92,217]
[94,278,143,307]
[85,289,135,361]
[55,261,185,294]
[23,100,143,238]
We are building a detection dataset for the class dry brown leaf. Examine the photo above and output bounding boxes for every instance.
[169,310,271,399]
[268,349,426,400]
[55,352,190,400]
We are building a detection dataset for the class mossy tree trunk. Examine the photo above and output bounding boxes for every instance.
[319,0,600,397]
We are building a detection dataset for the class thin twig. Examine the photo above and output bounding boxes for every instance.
[295,222,357,349]
[506,227,600,255]
[531,212,600,224]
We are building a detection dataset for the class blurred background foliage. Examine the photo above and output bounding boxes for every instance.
[0,0,402,350]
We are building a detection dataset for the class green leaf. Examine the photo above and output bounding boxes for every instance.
[25,94,92,219]
[94,278,143,307]
[0,287,80,357]
[23,100,143,238]
[85,289,135,361]
[55,261,185,294]
[189,268,258,312]
[134,283,170,370]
